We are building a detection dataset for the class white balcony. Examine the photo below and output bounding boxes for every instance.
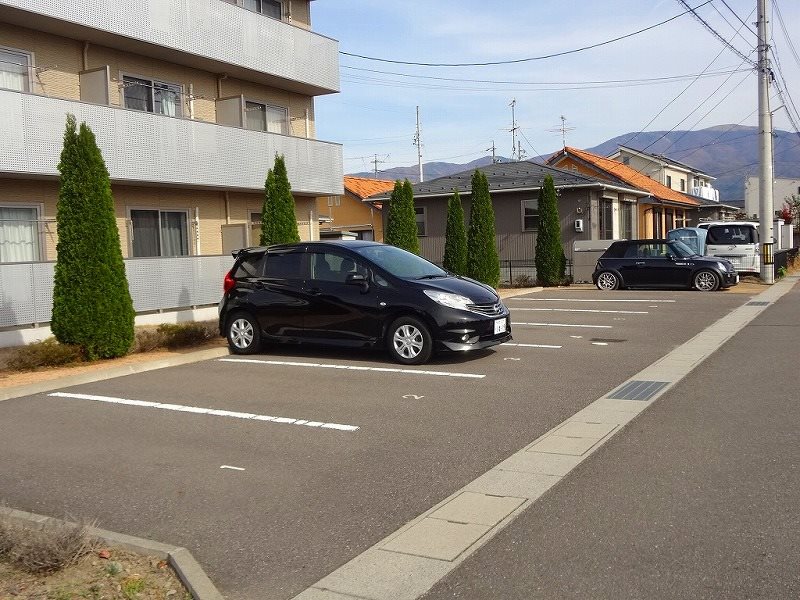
[0,0,339,96]
[691,186,720,202]
[0,89,344,196]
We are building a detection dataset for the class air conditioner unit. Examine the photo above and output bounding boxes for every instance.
[574,219,584,232]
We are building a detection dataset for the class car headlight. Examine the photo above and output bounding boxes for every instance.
[423,290,472,310]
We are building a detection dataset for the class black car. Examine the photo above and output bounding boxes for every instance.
[592,239,739,291]
[218,241,512,364]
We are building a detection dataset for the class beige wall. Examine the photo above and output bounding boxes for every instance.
[289,0,312,28]
[317,192,383,240]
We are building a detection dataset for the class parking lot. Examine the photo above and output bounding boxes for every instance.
[0,288,753,600]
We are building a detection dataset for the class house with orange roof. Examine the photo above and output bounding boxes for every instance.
[316,176,394,241]
[547,146,701,238]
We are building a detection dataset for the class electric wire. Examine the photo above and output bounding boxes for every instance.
[675,0,757,67]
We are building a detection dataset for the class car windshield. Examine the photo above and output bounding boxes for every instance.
[354,245,448,279]
[668,240,697,257]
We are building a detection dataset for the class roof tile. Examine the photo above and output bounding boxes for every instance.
[343,176,396,199]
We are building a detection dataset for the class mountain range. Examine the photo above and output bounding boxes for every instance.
[349,125,800,207]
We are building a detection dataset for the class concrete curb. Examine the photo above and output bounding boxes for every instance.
[0,347,230,403]
[0,507,225,600]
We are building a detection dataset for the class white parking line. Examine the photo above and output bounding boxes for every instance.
[220,465,245,471]
[511,307,648,314]
[508,298,676,303]
[511,322,613,329]
[47,392,360,432]
[219,358,486,379]
[502,343,562,349]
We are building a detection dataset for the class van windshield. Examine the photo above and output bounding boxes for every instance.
[354,245,448,279]
[706,225,757,244]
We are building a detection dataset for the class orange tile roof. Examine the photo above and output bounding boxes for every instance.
[343,176,396,200]
[556,147,700,207]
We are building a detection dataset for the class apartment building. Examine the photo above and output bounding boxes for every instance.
[0,0,343,264]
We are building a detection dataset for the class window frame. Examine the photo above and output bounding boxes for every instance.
[0,45,34,93]
[243,98,289,134]
[666,175,672,188]
[0,202,44,263]
[619,201,634,240]
[233,0,284,20]
[414,205,427,237]
[521,199,539,231]
[128,207,191,258]
[599,199,614,240]
[120,71,183,118]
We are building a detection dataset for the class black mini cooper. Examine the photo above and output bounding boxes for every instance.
[592,239,739,291]
[218,241,512,364]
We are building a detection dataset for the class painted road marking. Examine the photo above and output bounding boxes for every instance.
[511,322,613,329]
[219,358,486,379]
[47,392,360,432]
[502,343,562,349]
[511,307,648,314]
[220,465,245,471]
[509,298,675,303]
[592,342,609,346]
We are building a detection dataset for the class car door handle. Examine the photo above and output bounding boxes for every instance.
[253,281,265,290]
[308,287,323,296]
[635,261,645,266]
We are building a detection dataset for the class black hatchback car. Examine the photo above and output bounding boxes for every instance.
[592,239,739,291]
[218,241,512,364]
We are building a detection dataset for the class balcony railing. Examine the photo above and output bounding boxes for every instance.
[690,186,720,202]
[0,88,343,196]
[0,0,339,95]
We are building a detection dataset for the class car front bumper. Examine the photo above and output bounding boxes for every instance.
[432,311,513,352]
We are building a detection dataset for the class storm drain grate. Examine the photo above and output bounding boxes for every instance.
[608,380,669,401]
[746,301,770,306]
[589,338,626,343]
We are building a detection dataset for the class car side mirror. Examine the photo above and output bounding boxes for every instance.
[666,254,676,261]
[346,272,370,292]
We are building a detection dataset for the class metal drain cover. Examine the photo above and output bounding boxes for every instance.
[746,301,770,306]
[589,338,626,343]
[608,380,669,401]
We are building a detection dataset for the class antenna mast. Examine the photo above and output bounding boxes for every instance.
[413,106,424,182]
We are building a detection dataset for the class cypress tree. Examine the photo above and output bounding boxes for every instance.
[442,190,467,275]
[466,170,500,287]
[260,155,300,245]
[51,114,134,359]
[384,179,419,254]
[534,174,566,286]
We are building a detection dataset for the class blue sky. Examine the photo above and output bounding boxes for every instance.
[311,0,800,175]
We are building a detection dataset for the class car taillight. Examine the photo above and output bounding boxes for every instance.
[223,271,236,294]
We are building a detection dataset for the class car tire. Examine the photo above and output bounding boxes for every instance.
[226,311,262,354]
[387,316,433,365]
[596,271,620,291]
[693,269,720,292]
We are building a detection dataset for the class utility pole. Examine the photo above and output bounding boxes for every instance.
[413,106,424,183]
[509,98,519,161]
[757,0,775,283]
[372,154,385,179]
[486,140,498,163]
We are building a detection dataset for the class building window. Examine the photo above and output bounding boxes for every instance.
[675,211,686,228]
[622,156,630,165]
[652,208,663,238]
[666,209,675,231]
[242,0,282,19]
[522,199,538,231]
[680,179,686,192]
[0,47,31,92]
[599,199,613,239]
[130,209,189,257]
[415,206,426,237]
[122,75,182,117]
[666,175,672,188]
[244,101,288,134]
[620,202,633,240]
[0,205,40,262]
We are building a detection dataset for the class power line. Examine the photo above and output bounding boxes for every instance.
[339,1,714,67]
[675,0,758,67]
[719,0,757,35]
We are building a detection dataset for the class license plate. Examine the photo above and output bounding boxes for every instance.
[494,318,507,335]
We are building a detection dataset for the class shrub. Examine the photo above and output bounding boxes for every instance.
[384,179,420,254]
[0,518,97,574]
[260,154,300,245]
[6,338,85,371]
[466,170,500,287]
[131,321,217,353]
[535,174,566,286]
[443,190,467,276]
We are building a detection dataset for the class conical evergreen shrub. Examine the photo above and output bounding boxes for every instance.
[466,170,500,287]
[384,179,420,254]
[534,174,566,286]
[261,154,300,245]
[51,114,134,359]
[443,190,467,275]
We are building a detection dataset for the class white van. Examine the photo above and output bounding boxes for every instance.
[697,221,760,274]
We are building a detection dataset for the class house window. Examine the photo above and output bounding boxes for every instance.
[0,205,40,262]
[242,0,282,19]
[620,202,633,240]
[522,199,538,231]
[244,101,288,134]
[0,48,31,92]
[666,209,675,231]
[652,208,663,238]
[675,212,686,228]
[122,75,182,117]
[680,179,686,192]
[130,209,189,257]
[415,206,426,237]
[666,175,672,188]
[622,156,630,165]
[599,199,613,239]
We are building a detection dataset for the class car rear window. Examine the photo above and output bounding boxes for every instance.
[233,253,266,278]
[706,225,757,244]
[601,242,628,258]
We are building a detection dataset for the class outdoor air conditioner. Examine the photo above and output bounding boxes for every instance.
[574,219,584,232]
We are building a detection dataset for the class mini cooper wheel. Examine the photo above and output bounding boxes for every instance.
[694,269,720,292]
[387,316,433,365]
[596,271,620,291]
[226,312,261,354]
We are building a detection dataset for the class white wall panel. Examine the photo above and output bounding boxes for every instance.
[0,89,344,196]
[0,0,339,93]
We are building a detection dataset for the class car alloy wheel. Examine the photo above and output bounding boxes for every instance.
[227,313,261,354]
[596,271,620,291]
[388,316,433,365]
[694,270,719,292]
